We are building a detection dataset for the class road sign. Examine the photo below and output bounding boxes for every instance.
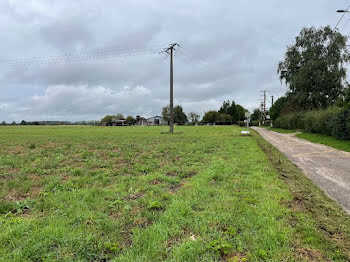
[245,112,251,118]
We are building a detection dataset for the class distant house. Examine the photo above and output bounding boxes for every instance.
[112,119,127,126]
[135,116,147,126]
[147,116,166,125]
[101,118,127,126]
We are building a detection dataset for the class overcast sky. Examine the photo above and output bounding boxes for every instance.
[0,0,349,122]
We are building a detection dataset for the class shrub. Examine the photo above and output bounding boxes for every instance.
[329,106,350,140]
[274,113,304,130]
[263,120,271,127]
[237,121,246,127]
[303,107,340,135]
[251,120,259,126]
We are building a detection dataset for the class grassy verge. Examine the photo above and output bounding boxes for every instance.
[253,130,350,261]
[296,132,350,152]
[0,126,349,261]
[259,126,297,134]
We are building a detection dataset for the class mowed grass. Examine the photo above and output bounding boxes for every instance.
[0,126,349,261]
[296,132,350,152]
[261,126,297,134]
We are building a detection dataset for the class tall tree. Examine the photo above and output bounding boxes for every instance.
[173,105,188,124]
[269,96,287,120]
[278,26,349,110]
[162,106,170,123]
[251,108,260,121]
[101,115,114,124]
[235,104,246,121]
[188,112,200,123]
[126,116,135,125]
[163,105,187,124]
[115,113,125,120]
[202,111,220,124]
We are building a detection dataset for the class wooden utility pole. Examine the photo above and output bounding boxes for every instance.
[164,43,179,133]
[271,95,274,127]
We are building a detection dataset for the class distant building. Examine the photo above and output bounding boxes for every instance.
[101,118,127,126]
[147,116,166,125]
[135,116,147,126]
[112,119,127,126]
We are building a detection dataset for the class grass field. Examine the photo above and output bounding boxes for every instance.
[296,132,350,152]
[1,126,350,261]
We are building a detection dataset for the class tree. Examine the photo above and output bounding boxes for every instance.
[217,113,232,125]
[202,111,220,124]
[174,105,187,124]
[162,105,187,124]
[126,116,135,125]
[188,112,200,124]
[235,104,246,121]
[162,106,170,123]
[11,121,17,125]
[251,108,260,121]
[269,96,287,120]
[115,113,125,120]
[1,121,6,125]
[278,26,349,110]
[20,120,27,125]
[219,100,231,114]
[101,115,114,124]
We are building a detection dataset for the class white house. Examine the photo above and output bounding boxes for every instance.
[146,116,166,125]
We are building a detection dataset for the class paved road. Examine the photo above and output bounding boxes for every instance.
[253,127,350,214]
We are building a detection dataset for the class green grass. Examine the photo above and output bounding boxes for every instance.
[260,126,297,134]
[296,132,350,152]
[0,126,349,261]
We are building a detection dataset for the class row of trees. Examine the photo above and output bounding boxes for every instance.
[161,101,248,125]
[270,26,350,121]
[100,100,248,126]
[269,25,350,139]
[101,114,136,125]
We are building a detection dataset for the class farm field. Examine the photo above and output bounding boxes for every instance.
[1,126,350,261]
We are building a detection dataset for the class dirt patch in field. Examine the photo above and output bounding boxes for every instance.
[6,190,27,201]
[150,178,163,185]
[294,248,327,261]
[225,252,246,262]
[125,192,144,201]
[169,182,187,194]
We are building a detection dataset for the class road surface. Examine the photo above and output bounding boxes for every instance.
[253,127,350,214]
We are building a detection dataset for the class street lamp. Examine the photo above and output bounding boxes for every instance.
[337,10,350,13]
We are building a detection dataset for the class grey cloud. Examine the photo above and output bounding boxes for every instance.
[0,0,348,121]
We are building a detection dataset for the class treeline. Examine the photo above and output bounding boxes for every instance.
[0,120,101,126]
[270,26,350,140]
[201,100,247,125]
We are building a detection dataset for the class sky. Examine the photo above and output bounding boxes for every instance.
[0,0,349,122]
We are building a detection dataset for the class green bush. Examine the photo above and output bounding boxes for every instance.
[274,107,350,140]
[251,120,259,126]
[263,120,271,127]
[303,107,340,136]
[237,121,246,127]
[329,106,350,140]
[274,113,304,130]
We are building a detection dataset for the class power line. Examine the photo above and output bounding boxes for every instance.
[340,16,350,32]
[0,45,166,68]
[335,2,350,30]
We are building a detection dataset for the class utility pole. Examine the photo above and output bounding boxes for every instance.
[271,95,274,127]
[260,90,267,124]
[163,43,179,133]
